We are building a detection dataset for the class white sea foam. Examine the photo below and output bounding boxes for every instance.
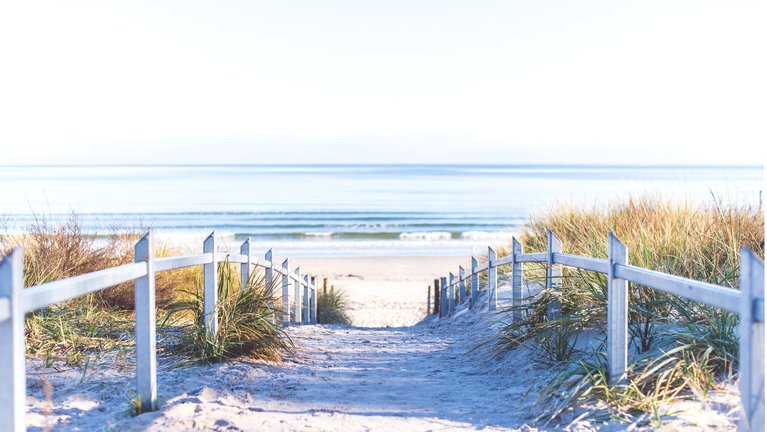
[399,232,452,240]
[460,231,517,240]
[303,232,335,237]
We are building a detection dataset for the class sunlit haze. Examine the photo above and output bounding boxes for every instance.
[1,1,765,165]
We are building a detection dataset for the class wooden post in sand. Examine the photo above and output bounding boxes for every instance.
[511,237,524,322]
[607,233,628,385]
[281,259,290,325]
[427,285,431,316]
[0,247,25,432]
[203,232,218,336]
[440,276,448,318]
[488,247,497,311]
[302,275,310,324]
[134,233,157,412]
[433,278,440,315]
[546,230,563,320]
[308,276,316,324]
[448,272,456,315]
[240,238,252,289]
[265,249,274,317]
[739,248,765,432]
[459,266,466,305]
[470,257,478,309]
[294,267,302,323]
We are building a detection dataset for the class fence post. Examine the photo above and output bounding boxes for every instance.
[511,237,524,322]
[471,257,478,309]
[739,247,765,432]
[448,272,456,315]
[265,249,275,322]
[302,275,310,324]
[203,232,218,337]
[433,278,440,315]
[240,238,251,289]
[459,266,466,305]
[488,247,497,311]
[440,276,448,318]
[607,232,628,385]
[427,284,431,316]
[281,259,290,325]
[0,247,25,432]
[546,230,562,320]
[310,276,317,324]
[134,232,157,412]
[293,267,302,323]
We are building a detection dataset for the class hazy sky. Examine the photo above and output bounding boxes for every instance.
[1,1,765,165]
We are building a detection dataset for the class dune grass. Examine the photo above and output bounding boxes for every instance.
[1,213,291,366]
[494,196,763,423]
[163,260,292,363]
[317,285,352,325]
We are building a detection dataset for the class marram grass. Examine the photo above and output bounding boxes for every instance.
[317,285,352,325]
[163,260,293,363]
[495,196,763,423]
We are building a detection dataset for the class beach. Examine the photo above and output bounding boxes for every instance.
[25,270,740,431]
[293,256,469,327]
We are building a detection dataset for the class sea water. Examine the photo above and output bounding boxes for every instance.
[0,165,762,256]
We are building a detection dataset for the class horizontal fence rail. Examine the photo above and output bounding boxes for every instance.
[0,232,320,432]
[435,229,764,431]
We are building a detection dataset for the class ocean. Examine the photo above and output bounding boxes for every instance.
[1,165,762,257]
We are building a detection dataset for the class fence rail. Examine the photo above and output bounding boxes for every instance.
[434,230,764,432]
[0,231,318,432]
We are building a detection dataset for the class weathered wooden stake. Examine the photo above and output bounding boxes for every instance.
[739,247,765,432]
[281,259,290,325]
[203,232,218,337]
[0,247,25,432]
[440,276,448,318]
[546,230,562,320]
[427,285,431,316]
[488,247,497,311]
[459,266,466,305]
[471,257,478,309]
[511,237,524,322]
[433,278,440,315]
[607,232,628,385]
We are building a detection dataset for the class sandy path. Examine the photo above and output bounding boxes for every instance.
[27,304,543,431]
[293,256,468,327]
[124,315,536,432]
[25,267,738,431]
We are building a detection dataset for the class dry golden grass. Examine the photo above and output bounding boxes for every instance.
[0,213,201,364]
[495,196,764,424]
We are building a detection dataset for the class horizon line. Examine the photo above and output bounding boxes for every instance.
[0,163,763,169]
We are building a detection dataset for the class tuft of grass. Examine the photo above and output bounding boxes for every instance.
[317,285,351,325]
[129,396,144,417]
[164,260,293,363]
[495,196,763,423]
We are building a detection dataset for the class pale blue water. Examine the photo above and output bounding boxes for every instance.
[0,165,762,256]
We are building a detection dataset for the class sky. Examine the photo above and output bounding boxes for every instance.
[0,0,765,165]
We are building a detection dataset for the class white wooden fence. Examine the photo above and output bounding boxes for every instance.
[0,231,318,432]
[437,230,764,432]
